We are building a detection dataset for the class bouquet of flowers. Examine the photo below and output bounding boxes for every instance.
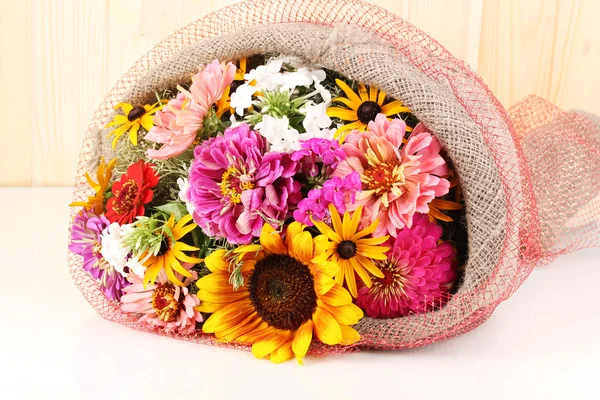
[68,0,600,364]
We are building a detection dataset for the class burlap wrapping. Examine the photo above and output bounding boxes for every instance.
[69,0,600,353]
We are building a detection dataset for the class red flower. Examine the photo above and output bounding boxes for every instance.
[105,160,159,224]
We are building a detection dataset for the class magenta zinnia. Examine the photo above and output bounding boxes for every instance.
[188,123,301,244]
[334,114,450,237]
[355,214,457,318]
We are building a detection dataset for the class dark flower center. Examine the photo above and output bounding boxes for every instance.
[112,180,138,215]
[337,240,357,259]
[248,254,317,331]
[127,106,146,121]
[356,101,382,124]
[157,238,170,256]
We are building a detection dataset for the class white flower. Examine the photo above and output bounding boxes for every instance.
[230,83,257,116]
[177,177,195,217]
[100,223,145,278]
[312,128,337,140]
[244,59,284,91]
[100,223,129,276]
[302,103,332,135]
[256,115,306,153]
[314,81,331,103]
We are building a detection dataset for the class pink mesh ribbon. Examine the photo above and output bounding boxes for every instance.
[68,0,600,354]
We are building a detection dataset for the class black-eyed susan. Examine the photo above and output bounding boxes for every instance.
[312,204,389,298]
[196,222,363,364]
[327,79,411,139]
[140,214,202,287]
[69,157,116,215]
[105,101,166,148]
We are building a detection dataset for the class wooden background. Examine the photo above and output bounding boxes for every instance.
[1,0,599,186]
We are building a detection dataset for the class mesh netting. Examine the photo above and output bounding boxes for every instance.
[68,0,600,354]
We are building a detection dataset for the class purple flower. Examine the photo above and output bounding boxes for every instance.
[69,210,128,301]
[291,138,346,177]
[293,172,362,226]
[188,123,301,244]
[322,172,362,213]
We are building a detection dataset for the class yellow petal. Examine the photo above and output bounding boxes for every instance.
[340,325,361,345]
[377,89,386,105]
[115,102,133,114]
[351,218,380,241]
[292,320,313,365]
[173,222,196,240]
[173,241,200,252]
[217,313,262,342]
[142,256,163,287]
[270,342,294,364]
[328,204,344,239]
[174,213,194,231]
[171,249,202,264]
[285,222,305,250]
[313,307,342,345]
[311,260,339,279]
[202,299,252,333]
[357,83,369,102]
[356,254,385,278]
[252,330,292,359]
[334,120,366,141]
[326,107,358,122]
[204,249,230,273]
[344,260,358,297]
[196,272,234,293]
[196,289,248,304]
[166,252,193,278]
[318,300,364,325]
[332,96,359,110]
[312,219,342,243]
[314,272,335,295]
[290,231,313,265]
[260,223,286,255]
[349,256,372,288]
[335,79,362,106]
[140,114,154,132]
[320,283,353,306]
[128,123,139,146]
[369,86,379,102]
[381,100,410,116]
[195,301,223,313]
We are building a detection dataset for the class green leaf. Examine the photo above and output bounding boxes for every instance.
[155,202,188,221]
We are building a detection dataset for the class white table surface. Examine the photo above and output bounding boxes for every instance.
[1,187,598,400]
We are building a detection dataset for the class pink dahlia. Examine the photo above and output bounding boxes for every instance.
[355,214,457,318]
[334,114,450,237]
[188,123,301,244]
[145,60,236,160]
[120,265,202,334]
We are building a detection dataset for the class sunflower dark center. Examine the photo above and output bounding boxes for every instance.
[127,106,146,121]
[356,101,382,124]
[248,254,317,331]
[337,240,357,259]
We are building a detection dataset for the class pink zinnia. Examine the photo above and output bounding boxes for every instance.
[120,264,202,334]
[355,214,457,318]
[145,60,236,160]
[188,123,301,244]
[334,114,450,237]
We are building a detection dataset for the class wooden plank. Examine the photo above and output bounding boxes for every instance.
[0,1,33,186]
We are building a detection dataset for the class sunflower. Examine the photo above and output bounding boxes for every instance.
[428,170,463,223]
[196,222,363,364]
[312,205,389,298]
[105,101,166,148]
[141,214,202,287]
[327,79,411,139]
[69,157,116,215]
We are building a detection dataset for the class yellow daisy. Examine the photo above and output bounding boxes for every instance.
[196,222,363,364]
[327,79,411,140]
[69,157,116,215]
[142,214,202,287]
[312,205,389,298]
[105,101,166,148]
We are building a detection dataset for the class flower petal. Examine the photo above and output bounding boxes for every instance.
[292,320,313,365]
[260,223,286,255]
[313,307,342,345]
